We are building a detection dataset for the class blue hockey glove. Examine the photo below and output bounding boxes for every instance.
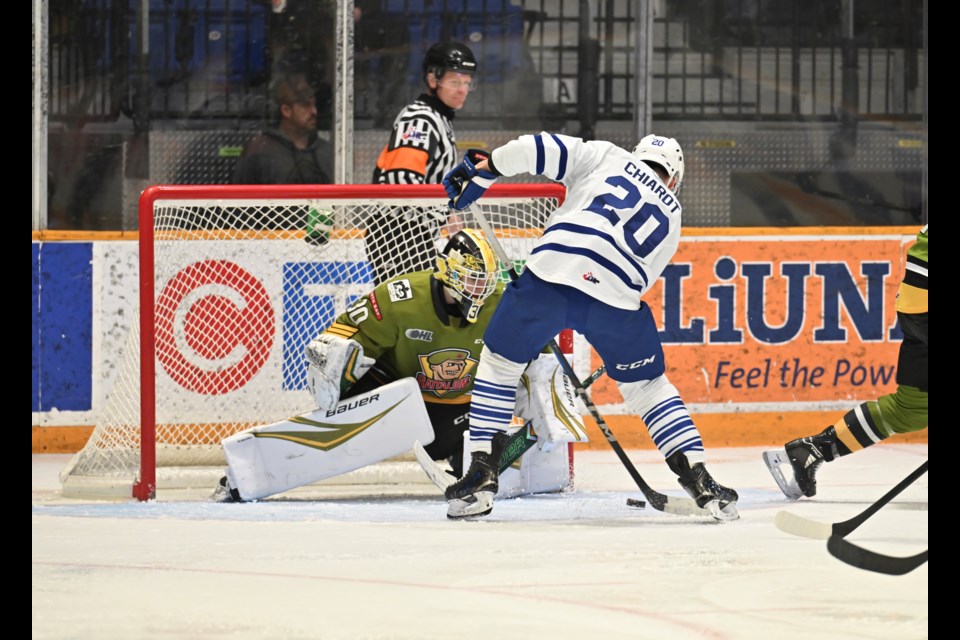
[442,149,499,211]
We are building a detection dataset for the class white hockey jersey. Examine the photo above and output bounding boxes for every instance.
[490,132,682,310]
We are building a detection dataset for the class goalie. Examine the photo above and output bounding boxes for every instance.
[215,229,588,502]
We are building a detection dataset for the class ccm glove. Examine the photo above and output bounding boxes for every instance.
[442,149,499,211]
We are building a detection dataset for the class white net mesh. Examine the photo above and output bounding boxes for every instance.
[59,185,563,499]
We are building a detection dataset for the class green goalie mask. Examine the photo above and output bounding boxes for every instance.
[435,229,500,323]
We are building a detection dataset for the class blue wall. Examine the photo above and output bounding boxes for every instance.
[32,243,93,412]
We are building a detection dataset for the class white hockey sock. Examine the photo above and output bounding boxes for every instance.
[618,375,705,462]
[469,346,526,454]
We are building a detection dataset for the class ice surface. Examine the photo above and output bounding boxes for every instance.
[33,444,927,640]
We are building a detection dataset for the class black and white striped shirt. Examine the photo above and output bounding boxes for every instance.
[372,94,458,185]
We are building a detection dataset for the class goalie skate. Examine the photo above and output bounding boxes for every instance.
[211,475,243,503]
[762,449,804,500]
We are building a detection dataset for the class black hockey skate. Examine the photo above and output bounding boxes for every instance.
[445,433,509,519]
[785,426,841,498]
[446,452,464,480]
[667,451,739,521]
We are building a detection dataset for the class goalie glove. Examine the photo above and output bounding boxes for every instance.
[442,149,499,211]
[304,334,376,411]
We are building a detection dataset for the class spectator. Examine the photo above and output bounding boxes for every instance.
[232,71,333,185]
[266,1,336,130]
[365,42,478,285]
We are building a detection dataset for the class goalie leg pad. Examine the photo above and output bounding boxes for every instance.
[222,378,433,501]
[516,441,573,497]
[514,354,588,453]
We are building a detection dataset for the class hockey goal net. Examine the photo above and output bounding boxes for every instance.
[60,183,568,500]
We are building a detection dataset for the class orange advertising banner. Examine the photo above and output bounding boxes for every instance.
[588,227,917,412]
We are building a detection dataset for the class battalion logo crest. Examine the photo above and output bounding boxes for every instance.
[415,348,478,397]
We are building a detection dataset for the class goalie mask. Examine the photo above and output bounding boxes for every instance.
[435,229,500,323]
[632,134,685,194]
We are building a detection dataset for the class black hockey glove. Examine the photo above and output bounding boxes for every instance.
[442,149,499,211]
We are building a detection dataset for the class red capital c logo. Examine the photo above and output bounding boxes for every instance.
[155,260,275,394]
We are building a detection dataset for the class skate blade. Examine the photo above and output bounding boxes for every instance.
[761,449,803,500]
[447,491,494,520]
[705,499,740,522]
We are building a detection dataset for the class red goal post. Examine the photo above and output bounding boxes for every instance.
[59,183,570,500]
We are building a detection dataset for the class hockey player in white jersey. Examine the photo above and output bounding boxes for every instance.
[440,132,739,521]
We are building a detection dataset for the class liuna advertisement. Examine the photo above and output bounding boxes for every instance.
[32,228,923,450]
[581,227,922,446]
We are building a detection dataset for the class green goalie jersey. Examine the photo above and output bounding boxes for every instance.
[322,270,507,407]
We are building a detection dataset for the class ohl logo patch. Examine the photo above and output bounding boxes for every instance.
[415,348,478,397]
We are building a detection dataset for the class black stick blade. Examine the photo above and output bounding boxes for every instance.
[827,535,928,576]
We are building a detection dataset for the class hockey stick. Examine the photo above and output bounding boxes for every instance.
[413,365,608,492]
[826,535,927,576]
[774,460,928,540]
[467,206,708,517]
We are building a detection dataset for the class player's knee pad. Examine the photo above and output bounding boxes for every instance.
[514,353,588,452]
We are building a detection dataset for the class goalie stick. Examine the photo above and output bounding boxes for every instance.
[467,206,711,519]
[414,422,535,492]
[774,460,928,540]
[826,535,927,576]
[414,365,610,493]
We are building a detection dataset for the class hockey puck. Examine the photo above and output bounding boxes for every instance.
[626,498,646,509]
